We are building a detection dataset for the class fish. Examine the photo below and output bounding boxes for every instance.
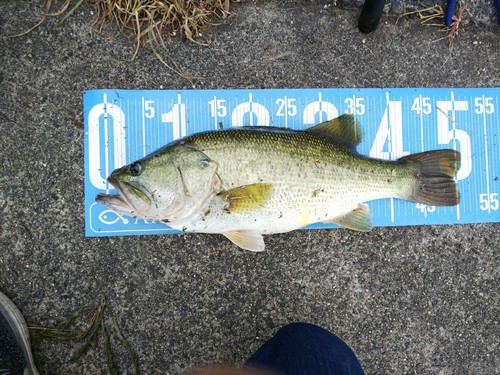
[96,114,461,251]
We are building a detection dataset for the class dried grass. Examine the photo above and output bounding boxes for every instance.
[91,0,236,57]
[8,0,239,81]
[398,1,467,59]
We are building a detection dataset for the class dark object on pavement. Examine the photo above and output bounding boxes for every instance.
[245,323,365,374]
[0,291,39,375]
[496,0,500,25]
[445,0,458,27]
[358,0,386,33]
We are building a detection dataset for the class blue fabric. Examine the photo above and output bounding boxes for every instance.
[245,323,365,375]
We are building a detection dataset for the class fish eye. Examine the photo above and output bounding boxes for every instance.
[198,156,211,169]
[129,162,142,176]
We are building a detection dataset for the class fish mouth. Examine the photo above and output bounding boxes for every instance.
[95,193,135,216]
[96,176,151,217]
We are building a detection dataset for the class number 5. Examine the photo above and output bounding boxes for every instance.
[144,100,155,118]
[436,100,471,180]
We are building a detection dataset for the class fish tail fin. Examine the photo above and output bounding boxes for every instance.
[399,150,461,206]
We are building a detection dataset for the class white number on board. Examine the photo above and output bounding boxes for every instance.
[370,100,409,160]
[345,96,365,115]
[411,96,431,115]
[479,193,499,211]
[231,94,270,126]
[88,97,126,190]
[436,99,471,180]
[303,93,338,124]
[474,97,494,115]
[416,203,436,213]
[161,93,186,140]
[276,97,297,117]
[209,98,227,118]
[144,100,155,118]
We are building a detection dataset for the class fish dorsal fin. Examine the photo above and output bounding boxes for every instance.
[223,230,265,252]
[306,114,363,149]
[220,183,273,212]
[325,203,372,232]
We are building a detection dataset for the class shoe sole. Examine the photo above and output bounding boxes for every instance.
[0,291,39,375]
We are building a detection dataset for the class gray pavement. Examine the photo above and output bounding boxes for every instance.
[1,0,499,374]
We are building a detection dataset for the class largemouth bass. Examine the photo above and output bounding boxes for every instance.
[96,114,460,251]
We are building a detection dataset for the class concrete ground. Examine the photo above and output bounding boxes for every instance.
[1,0,499,374]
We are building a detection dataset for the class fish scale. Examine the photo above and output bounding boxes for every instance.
[187,128,412,221]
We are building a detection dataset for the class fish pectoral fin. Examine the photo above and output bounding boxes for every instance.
[325,203,372,232]
[306,114,363,149]
[219,183,273,212]
[223,230,265,252]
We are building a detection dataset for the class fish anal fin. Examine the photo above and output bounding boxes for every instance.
[306,114,363,149]
[221,183,273,212]
[325,203,372,232]
[223,230,265,252]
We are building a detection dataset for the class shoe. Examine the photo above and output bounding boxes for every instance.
[357,0,385,33]
[0,291,39,375]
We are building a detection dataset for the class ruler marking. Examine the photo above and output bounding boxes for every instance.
[141,97,146,157]
[386,91,395,223]
[212,95,218,130]
[482,94,491,214]
[494,94,499,188]
[450,91,461,221]
[419,94,427,218]
[103,93,109,194]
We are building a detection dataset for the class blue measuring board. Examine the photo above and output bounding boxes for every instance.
[84,88,500,237]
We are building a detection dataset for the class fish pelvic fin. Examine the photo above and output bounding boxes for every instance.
[325,203,372,232]
[223,230,265,252]
[220,183,273,212]
[400,149,461,206]
[306,114,363,149]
